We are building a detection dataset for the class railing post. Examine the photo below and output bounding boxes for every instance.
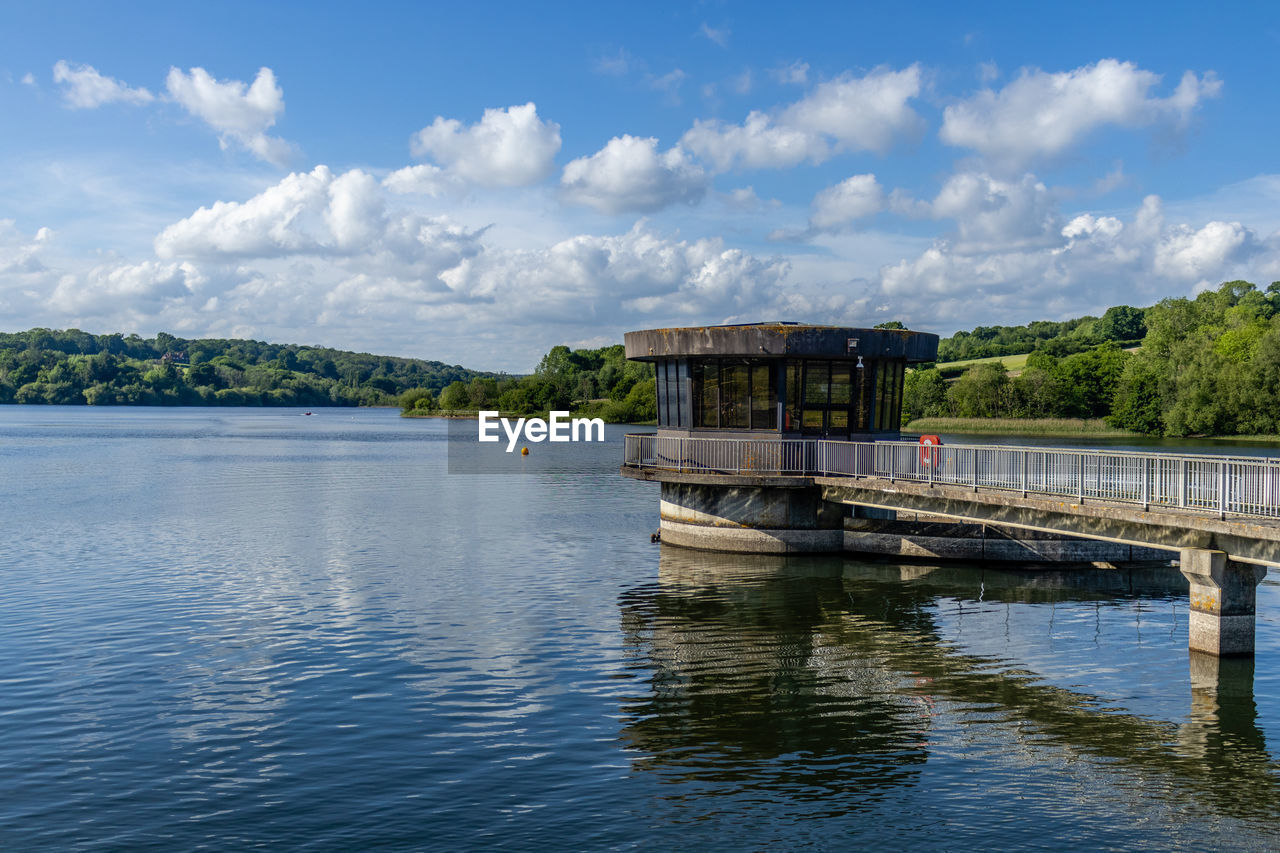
[1219,461,1227,519]
[1021,450,1028,496]
[1179,458,1187,509]
[1077,453,1084,502]
[889,444,896,482]
[972,447,978,491]
[1141,458,1149,510]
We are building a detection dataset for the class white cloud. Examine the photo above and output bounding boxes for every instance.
[700,23,730,47]
[809,174,885,230]
[682,111,828,171]
[561,136,708,214]
[940,59,1222,165]
[648,69,687,103]
[0,219,52,277]
[1154,219,1253,281]
[410,102,561,187]
[153,166,485,275]
[772,61,809,86]
[49,260,203,314]
[165,66,293,166]
[874,194,1268,332]
[53,60,154,108]
[21,72,35,87]
[680,65,924,172]
[783,65,925,151]
[382,164,456,197]
[895,171,1062,253]
[595,49,634,76]
[440,222,787,324]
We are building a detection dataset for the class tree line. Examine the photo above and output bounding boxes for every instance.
[0,328,497,407]
[936,304,1147,362]
[905,280,1280,437]
[402,344,657,424]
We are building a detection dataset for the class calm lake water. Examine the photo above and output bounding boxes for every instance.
[2,406,1280,850]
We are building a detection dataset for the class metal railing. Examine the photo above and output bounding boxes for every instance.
[622,433,1280,520]
[623,432,815,475]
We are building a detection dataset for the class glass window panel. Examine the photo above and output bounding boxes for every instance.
[830,365,852,405]
[698,361,719,428]
[876,360,893,430]
[802,409,824,429]
[804,361,830,406]
[785,362,802,431]
[890,363,904,429]
[675,359,689,428]
[657,361,669,426]
[721,364,749,428]
[829,409,848,429]
[856,361,874,430]
[750,364,775,430]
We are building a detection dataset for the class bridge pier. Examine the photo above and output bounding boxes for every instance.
[1179,549,1268,656]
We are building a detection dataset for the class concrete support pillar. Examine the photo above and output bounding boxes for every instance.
[1179,549,1267,656]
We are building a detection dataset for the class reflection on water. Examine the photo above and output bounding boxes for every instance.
[4,407,1280,849]
[617,547,1280,846]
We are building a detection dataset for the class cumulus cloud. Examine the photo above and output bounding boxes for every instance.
[49,260,204,314]
[153,166,485,279]
[0,219,53,276]
[680,65,924,171]
[940,59,1222,165]
[439,222,788,323]
[682,111,828,172]
[382,164,457,196]
[808,174,885,230]
[892,172,1062,253]
[53,60,154,108]
[410,102,561,187]
[165,66,292,166]
[874,194,1265,331]
[561,135,708,214]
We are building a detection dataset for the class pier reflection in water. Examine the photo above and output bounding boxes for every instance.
[617,547,1280,847]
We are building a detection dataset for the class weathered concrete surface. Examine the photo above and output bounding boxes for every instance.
[844,518,1173,563]
[624,323,938,362]
[1180,549,1268,656]
[659,519,844,553]
[816,476,1280,567]
[660,481,845,530]
[656,480,846,554]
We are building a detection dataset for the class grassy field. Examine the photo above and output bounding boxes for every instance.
[934,345,1142,378]
[905,417,1140,437]
[934,352,1031,377]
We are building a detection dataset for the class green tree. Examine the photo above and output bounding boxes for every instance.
[947,363,1010,417]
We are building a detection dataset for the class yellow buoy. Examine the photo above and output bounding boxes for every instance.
[521,446,529,456]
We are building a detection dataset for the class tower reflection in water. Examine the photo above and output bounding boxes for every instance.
[616,546,1279,831]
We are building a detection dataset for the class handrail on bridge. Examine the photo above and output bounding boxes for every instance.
[622,432,1280,520]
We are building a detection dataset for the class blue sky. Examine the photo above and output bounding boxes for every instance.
[2,1,1278,371]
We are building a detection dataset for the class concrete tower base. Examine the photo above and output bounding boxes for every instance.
[658,481,845,554]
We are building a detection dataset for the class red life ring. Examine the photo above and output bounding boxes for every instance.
[919,434,941,466]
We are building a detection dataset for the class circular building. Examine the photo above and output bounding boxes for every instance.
[622,323,939,554]
[624,322,938,440]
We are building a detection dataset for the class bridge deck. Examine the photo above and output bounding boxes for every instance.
[622,434,1280,565]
